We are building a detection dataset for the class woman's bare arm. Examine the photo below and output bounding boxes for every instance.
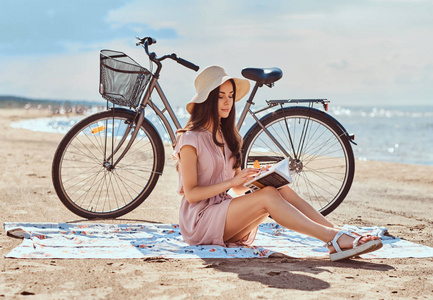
[180,146,258,203]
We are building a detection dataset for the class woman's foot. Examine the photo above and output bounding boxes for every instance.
[327,234,379,253]
[326,230,383,261]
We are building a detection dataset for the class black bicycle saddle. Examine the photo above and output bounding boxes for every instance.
[241,67,283,85]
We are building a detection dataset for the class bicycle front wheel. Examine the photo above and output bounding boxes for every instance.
[52,109,165,219]
[242,107,355,216]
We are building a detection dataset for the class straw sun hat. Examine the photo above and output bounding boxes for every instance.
[186,66,250,114]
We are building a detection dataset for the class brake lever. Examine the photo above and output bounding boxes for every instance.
[135,36,144,46]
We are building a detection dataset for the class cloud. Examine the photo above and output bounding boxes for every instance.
[0,0,178,55]
[0,0,432,107]
[0,52,100,100]
[328,60,349,70]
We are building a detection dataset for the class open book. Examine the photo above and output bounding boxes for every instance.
[244,158,293,191]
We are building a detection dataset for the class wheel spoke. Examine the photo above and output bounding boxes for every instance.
[53,111,163,218]
[243,108,354,215]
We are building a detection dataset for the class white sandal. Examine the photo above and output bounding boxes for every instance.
[325,230,383,261]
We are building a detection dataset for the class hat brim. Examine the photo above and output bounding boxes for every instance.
[186,77,250,114]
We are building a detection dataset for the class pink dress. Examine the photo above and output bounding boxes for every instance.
[173,129,258,247]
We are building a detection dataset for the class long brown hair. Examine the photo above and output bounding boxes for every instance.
[177,79,242,169]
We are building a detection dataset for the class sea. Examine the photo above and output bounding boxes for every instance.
[10,104,433,166]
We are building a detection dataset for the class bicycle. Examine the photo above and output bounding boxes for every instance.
[52,36,356,219]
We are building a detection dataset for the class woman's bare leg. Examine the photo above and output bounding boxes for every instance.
[225,213,269,243]
[224,186,379,251]
[224,186,337,243]
[278,186,336,228]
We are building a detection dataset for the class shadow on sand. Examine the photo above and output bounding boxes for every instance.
[200,256,394,291]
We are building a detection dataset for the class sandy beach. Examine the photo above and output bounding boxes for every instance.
[1,108,432,299]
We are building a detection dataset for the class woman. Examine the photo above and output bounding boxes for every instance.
[173,66,382,261]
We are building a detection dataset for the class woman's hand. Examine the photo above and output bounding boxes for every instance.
[230,168,260,187]
[260,165,271,172]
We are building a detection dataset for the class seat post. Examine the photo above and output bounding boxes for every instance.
[236,82,261,131]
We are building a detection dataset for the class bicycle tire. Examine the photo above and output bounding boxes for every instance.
[52,108,165,219]
[242,107,355,216]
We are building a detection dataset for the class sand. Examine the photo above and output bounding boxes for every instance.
[0,108,432,299]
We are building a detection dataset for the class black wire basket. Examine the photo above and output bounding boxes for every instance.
[99,50,152,108]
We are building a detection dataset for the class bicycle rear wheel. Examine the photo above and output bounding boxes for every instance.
[52,109,165,219]
[242,107,355,216]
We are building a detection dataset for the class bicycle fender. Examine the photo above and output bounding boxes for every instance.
[109,107,136,115]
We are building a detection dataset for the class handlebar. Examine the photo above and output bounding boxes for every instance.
[136,36,199,72]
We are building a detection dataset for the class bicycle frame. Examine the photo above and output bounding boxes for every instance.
[105,79,179,169]
[144,82,182,146]
[139,79,332,163]
[53,37,357,219]
[107,58,338,170]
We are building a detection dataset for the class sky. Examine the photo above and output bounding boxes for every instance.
[0,0,432,108]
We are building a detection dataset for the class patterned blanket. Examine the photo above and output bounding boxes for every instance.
[4,222,433,259]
